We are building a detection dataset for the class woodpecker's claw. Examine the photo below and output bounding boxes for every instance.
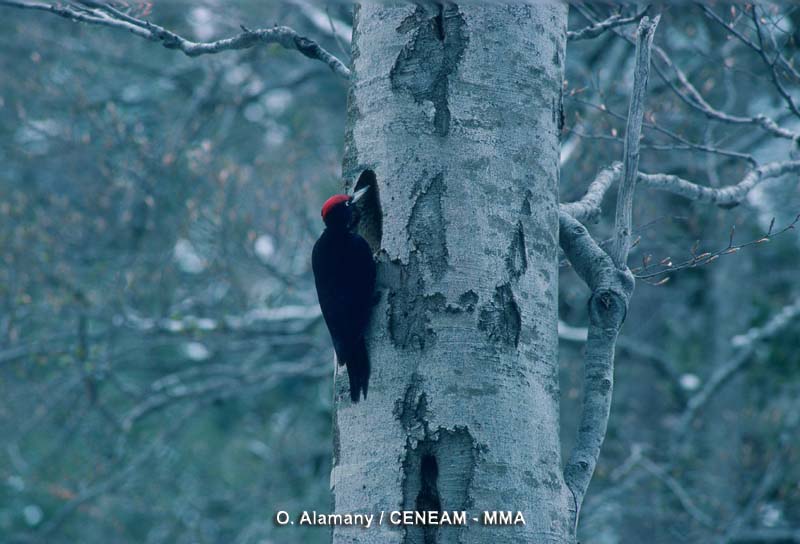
[351,186,369,203]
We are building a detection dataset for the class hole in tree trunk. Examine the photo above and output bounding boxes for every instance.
[417,454,441,544]
[353,169,382,253]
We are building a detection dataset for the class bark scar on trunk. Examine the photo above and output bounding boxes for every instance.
[408,172,448,279]
[390,4,468,137]
[478,283,522,347]
[506,221,528,280]
[395,376,481,543]
[400,429,479,544]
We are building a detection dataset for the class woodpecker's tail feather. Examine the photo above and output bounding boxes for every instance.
[345,337,370,403]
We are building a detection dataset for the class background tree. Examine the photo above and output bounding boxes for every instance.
[0,2,799,544]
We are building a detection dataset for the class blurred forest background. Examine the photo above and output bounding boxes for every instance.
[0,2,799,543]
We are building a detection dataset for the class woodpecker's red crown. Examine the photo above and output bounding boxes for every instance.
[321,194,350,220]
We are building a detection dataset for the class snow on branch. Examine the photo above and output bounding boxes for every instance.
[612,14,659,269]
[0,0,351,79]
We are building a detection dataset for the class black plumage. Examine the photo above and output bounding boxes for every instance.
[312,192,376,402]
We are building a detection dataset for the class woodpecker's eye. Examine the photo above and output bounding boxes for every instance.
[345,200,351,207]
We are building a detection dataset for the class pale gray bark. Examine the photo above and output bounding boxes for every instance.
[332,3,570,543]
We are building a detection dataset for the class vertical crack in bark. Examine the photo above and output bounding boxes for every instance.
[506,221,528,280]
[521,191,533,216]
[478,284,521,347]
[391,4,468,136]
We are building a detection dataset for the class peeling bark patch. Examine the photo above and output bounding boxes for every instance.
[457,290,478,311]
[444,290,478,314]
[505,222,528,280]
[386,255,447,351]
[401,428,477,544]
[391,4,468,136]
[478,284,521,347]
[408,173,448,279]
[389,289,445,351]
[395,373,428,434]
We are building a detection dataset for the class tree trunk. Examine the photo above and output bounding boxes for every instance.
[332,3,571,543]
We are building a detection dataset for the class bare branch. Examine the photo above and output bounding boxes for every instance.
[122,360,327,431]
[676,297,800,435]
[0,0,351,79]
[560,156,796,227]
[639,160,800,206]
[721,399,800,543]
[567,7,647,42]
[751,5,800,119]
[633,214,800,281]
[576,4,797,141]
[612,14,660,269]
[560,162,622,223]
[568,97,758,166]
[700,3,800,85]
[560,211,634,529]
[123,304,322,335]
[638,456,714,528]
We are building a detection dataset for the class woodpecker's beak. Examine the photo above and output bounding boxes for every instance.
[351,186,369,204]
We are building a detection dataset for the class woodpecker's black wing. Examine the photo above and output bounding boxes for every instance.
[342,233,377,336]
[312,230,376,401]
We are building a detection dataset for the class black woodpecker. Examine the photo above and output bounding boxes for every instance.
[312,187,375,402]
